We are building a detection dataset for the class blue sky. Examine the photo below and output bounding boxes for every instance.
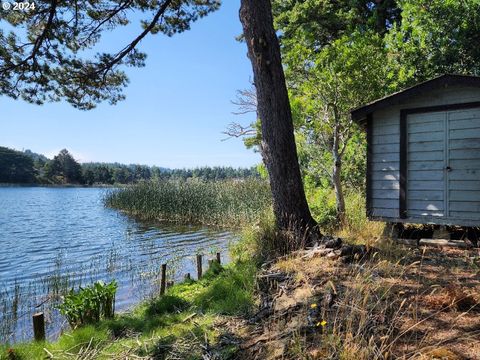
[0,1,260,168]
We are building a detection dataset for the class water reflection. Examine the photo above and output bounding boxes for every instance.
[0,187,237,343]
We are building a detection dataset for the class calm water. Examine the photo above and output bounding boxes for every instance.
[0,187,237,343]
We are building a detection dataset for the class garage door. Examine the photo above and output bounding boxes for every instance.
[406,107,480,221]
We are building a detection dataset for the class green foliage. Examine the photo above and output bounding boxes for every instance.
[272,0,480,225]
[46,149,83,184]
[193,262,256,315]
[105,178,272,227]
[273,0,401,64]
[0,147,35,183]
[385,0,480,86]
[57,280,117,329]
[146,295,190,317]
[307,187,338,231]
[0,146,260,185]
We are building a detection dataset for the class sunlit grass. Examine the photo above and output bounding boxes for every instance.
[0,233,260,359]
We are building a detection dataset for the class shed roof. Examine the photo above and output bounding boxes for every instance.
[351,74,480,122]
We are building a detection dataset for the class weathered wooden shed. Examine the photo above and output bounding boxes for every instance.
[351,74,480,227]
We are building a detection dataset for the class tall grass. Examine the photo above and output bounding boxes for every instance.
[105,178,272,227]
[307,187,384,243]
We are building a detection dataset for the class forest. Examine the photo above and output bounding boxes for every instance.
[0,146,259,185]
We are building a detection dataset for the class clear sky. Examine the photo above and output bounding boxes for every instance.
[0,1,261,168]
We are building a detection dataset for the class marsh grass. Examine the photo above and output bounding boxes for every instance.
[0,255,257,359]
[104,178,272,227]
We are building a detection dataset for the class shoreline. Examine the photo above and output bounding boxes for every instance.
[0,183,119,188]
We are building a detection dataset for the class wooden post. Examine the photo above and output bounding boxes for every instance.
[184,273,191,281]
[160,263,167,296]
[196,254,202,279]
[216,252,221,264]
[208,259,214,269]
[33,312,45,341]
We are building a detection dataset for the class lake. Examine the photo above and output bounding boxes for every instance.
[0,187,238,343]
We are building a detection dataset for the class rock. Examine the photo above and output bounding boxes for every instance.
[302,248,334,259]
[324,237,343,249]
[325,251,340,260]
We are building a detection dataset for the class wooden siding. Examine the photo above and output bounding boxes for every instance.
[370,108,400,218]
[447,108,480,221]
[368,85,480,225]
[406,112,446,217]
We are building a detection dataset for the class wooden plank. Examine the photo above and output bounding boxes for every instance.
[418,239,473,249]
[449,201,480,212]
[408,210,444,217]
[407,180,444,190]
[449,211,480,220]
[407,161,444,170]
[371,153,399,162]
[371,180,400,190]
[371,170,399,181]
[449,149,480,160]
[408,151,444,161]
[372,162,399,171]
[449,180,480,191]
[408,170,444,181]
[448,108,480,121]
[449,159,480,169]
[407,200,444,211]
[408,190,444,201]
[371,189,399,199]
[449,138,480,150]
[408,140,444,152]
[372,134,399,145]
[448,118,480,130]
[449,170,480,180]
[371,198,398,209]
[374,113,399,127]
[408,131,444,142]
[449,190,480,202]
[408,121,444,133]
[407,112,445,124]
[372,143,399,154]
[449,128,480,140]
[372,124,399,136]
[370,208,399,218]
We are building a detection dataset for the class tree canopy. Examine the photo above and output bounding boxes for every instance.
[0,146,36,183]
[0,0,220,109]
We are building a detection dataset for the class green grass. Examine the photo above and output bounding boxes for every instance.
[104,178,271,227]
[1,244,259,359]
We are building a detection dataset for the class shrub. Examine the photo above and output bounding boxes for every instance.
[57,280,117,328]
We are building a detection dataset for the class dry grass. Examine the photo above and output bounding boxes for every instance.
[228,242,480,360]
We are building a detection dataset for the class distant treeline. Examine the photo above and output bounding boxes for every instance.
[0,146,259,185]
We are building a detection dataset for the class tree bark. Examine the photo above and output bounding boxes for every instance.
[332,121,346,224]
[239,0,319,243]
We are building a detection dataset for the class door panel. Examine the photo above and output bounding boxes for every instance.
[405,107,480,222]
[406,112,446,217]
[447,108,480,220]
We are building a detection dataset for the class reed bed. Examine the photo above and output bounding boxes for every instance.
[104,178,272,227]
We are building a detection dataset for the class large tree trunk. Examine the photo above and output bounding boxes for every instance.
[239,0,319,243]
[332,123,346,224]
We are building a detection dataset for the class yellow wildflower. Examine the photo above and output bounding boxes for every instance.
[310,303,317,309]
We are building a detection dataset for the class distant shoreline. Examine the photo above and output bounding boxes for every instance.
[0,183,119,188]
